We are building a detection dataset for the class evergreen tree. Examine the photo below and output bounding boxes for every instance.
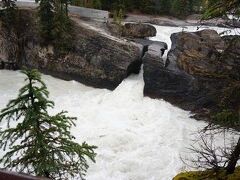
[51,9,72,55]
[1,0,17,29]
[155,0,172,15]
[2,0,16,9]
[37,0,72,54]
[0,69,97,179]
[71,0,83,7]
[74,0,154,13]
[170,0,191,18]
[202,0,240,20]
[71,0,101,9]
[190,0,204,14]
[93,0,102,9]
[37,0,55,43]
[70,0,207,16]
[51,0,72,55]
[139,0,154,14]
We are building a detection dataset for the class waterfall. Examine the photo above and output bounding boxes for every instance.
[0,24,239,179]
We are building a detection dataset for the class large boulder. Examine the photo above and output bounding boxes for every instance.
[122,23,157,38]
[166,30,239,79]
[143,29,240,119]
[0,10,142,90]
[132,38,168,57]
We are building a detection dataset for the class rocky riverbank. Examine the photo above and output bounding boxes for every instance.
[0,9,239,121]
[0,10,144,90]
[143,29,240,119]
[125,13,240,28]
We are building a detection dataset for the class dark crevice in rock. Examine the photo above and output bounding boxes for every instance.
[141,45,149,58]
[127,59,142,76]
[143,29,240,120]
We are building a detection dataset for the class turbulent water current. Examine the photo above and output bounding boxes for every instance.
[0,25,239,180]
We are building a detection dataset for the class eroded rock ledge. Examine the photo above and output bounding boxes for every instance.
[0,10,147,90]
[143,29,240,119]
[1,9,239,120]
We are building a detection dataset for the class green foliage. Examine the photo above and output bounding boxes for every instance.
[71,0,154,13]
[71,0,102,9]
[71,0,83,7]
[173,169,216,180]
[220,83,240,111]
[155,0,172,15]
[138,0,154,14]
[113,9,124,37]
[93,0,102,9]
[173,167,240,180]
[211,110,239,130]
[215,83,240,131]
[37,0,72,55]
[204,82,240,131]
[173,166,240,180]
[113,9,123,24]
[70,0,238,19]
[0,69,97,179]
[202,0,240,20]
[1,0,17,30]
[38,0,55,43]
[71,0,214,16]
[51,9,72,55]
[170,0,192,18]
[2,0,16,9]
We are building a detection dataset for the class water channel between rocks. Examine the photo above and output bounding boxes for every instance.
[0,25,239,180]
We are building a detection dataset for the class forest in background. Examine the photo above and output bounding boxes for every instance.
[71,0,220,18]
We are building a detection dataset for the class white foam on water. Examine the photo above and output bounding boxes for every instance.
[0,69,206,180]
[0,25,239,179]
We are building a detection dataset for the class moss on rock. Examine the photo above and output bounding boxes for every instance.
[173,167,240,180]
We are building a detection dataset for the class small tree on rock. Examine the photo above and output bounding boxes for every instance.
[0,69,97,179]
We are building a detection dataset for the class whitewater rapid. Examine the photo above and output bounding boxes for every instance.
[0,25,239,180]
[0,69,206,180]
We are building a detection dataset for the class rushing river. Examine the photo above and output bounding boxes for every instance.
[0,25,239,180]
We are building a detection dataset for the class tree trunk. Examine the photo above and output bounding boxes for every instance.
[226,137,240,175]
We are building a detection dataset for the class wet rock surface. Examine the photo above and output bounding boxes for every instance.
[1,9,239,120]
[122,23,157,38]
[106,22,157,39]
[125,13,240,28]
[143,29,240,119]
[0,10,142,90]
[131,39,167,57]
